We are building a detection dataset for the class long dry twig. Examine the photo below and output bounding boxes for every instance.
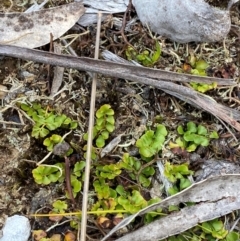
[0,44,233,85]
[80,12,102,241]
[0,44,239,131]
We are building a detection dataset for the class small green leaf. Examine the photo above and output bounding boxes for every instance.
[202,222,213,233]
[43,137,51,146]
[186,143,197,152]
[141,166,155,176]
[105,123,115,133]
[106,115,115,125]
[197,125,208,135]
[209,131,219,139]
[71,177,82,193]
[211,220,223,231]
[32,165,61,185]
[50,134,62,143]
[139,174,151,187]
[183,132,195,142]
[70,121,78,129]
[151,40,161,63]
[20,103,30,111]
[96,104,111,118]
[116,185,128,197]
[54,115,66,126]
[101,130,109,140]
[73,161,85,177]
[177,125,184,135]
[96,117,104,127]
[187,122,197,133]
[52,200,68,213]
[32,103,42,110]
[133,160,141,171]
[63,117,72,125]
[226,232,239,241]
[136,124,167,158]
[105,108,114,116]
[168,205,179,211]
[175,137,186,148]
[193,135,209,146]
[168,186,179,195]
[96,135,105,148]
[179,178,192,190]
[33,126,49,138]
[195,59,209,70]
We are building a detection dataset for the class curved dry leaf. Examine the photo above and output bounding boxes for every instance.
[0,2,85,48]
[102,174,240,240]
[132,0,235,43]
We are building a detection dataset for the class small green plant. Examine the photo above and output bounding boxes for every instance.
[32,164,63,185]
[183,55,217,93]
[92,181,161,219]
[169,121,219,152]
[126,40,161,67]
[200,219,228,239]
[91,124,167,222]
[43,134,73,156]
[121,153,155,187]
[136,124,168,158]
[20,102,78,138]
[52,200,68,214]
[162,162,239,241]
[32,161,85,199]
[190,81,217,93]
[84,104,115,148]
[164,161,193,195]
[164,219,239,241]
[188,57,209,76]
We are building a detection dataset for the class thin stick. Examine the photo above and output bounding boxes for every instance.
[80,12,102,241]
[65,156,75,205]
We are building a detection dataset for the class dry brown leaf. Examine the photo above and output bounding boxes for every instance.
[0,2,85,48]
[64,231,76,241]
[32,230,47,241]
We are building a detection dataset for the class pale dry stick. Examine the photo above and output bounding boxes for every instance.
[46,219,71,232]
[214,115,237,142]
[80,12,102,241]
[60,31,90,49]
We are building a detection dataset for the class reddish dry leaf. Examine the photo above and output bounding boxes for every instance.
[64,231,76,241]
[32,230,47,241]
[48,211,63,222]
[97,216,112,229]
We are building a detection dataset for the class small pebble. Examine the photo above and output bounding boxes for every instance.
[0,215,31,241]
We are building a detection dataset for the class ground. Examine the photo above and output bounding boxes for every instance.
[0,0,240,241]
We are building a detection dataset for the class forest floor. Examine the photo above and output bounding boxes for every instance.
[0,0,240,241]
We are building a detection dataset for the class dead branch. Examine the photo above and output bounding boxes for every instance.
[0,44,239,131]
[0,45,233,85]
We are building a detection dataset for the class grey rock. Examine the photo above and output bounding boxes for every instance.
[0,215,31,241]
[132,0,236,43]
